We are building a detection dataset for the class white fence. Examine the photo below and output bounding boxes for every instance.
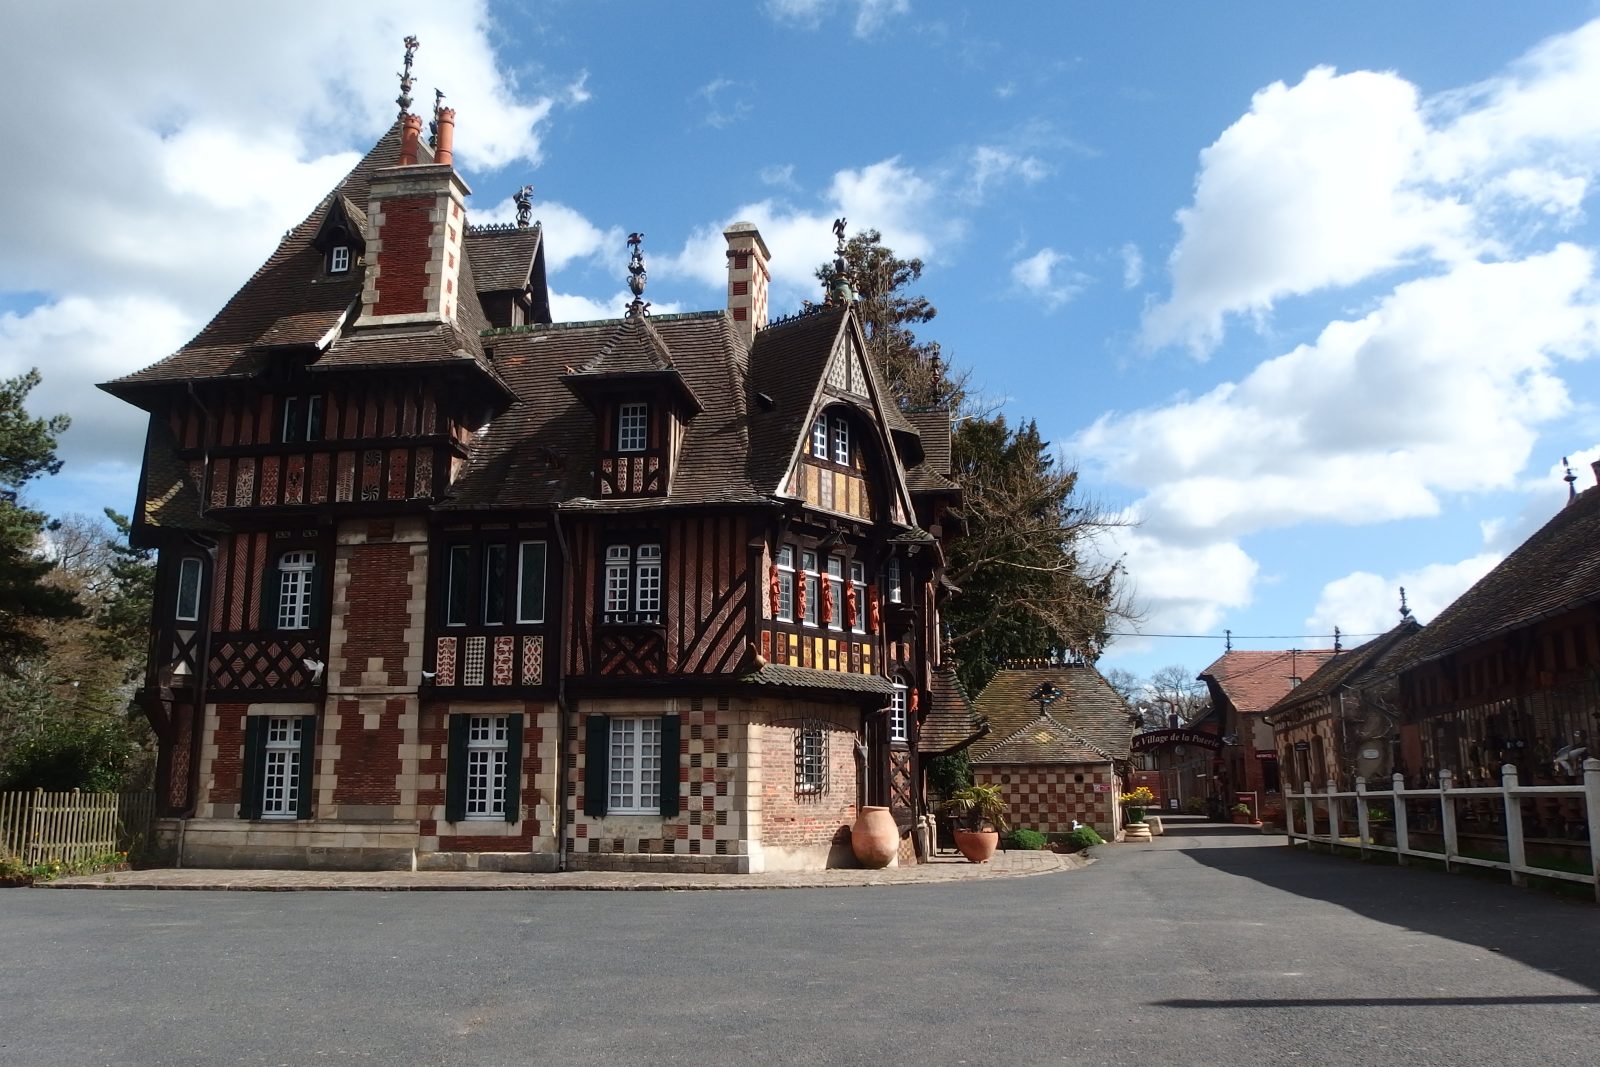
[0,791,155,866]
[1285,758,1600,902]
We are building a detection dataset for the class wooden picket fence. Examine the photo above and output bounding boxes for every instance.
[0,790,155,865]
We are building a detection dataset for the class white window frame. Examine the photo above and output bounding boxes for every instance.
[261,716,302,819]
[890,682,909,743]
[796,726,826,795]
[608,716,662,814]
[604,545,632,618]
[175,557,203,622]
[516,540,547,624]
[849,561,866,634]
[329,245,351,273]
[832,416,850,466]
[635,543,662,620]
[281,395,323,444]
[812,415,829,458]
[618,402,648,452]
[886,557,903,604]
[604,543,662,623]
[465,715,509,819]
[277,551,315,630]
[776,546,795,622]
[826,556,845,632]
[801,550,819,627]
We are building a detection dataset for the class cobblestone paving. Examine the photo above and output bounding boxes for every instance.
[39,847,1081,891]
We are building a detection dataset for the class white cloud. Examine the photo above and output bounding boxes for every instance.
[1120,243,1144,289]
[1104,527,1259,643]
[764,0,910,37]
[471,195,623,274]
[1086,247,1600,540]
[1306,553,1502,636]
[759,164,799,190]
[696,78,752,128]
[966,146,1049,200]
[1010,247,1087,310]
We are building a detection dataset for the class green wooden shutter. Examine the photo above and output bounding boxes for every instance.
[239,716,266,819]
[658,714,681,817]
[445,714,469,823]
[259,554,282,630]
[295,715,316,820]
[584,714,609,817]
[503,714,524,824]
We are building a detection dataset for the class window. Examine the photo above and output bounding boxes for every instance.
[832,417,850,465]
[482,544,507,625]
[795,726,826,795]
[603,543,662,624]
[465,715,510,818]
[609,716,662,814]
[890,681,909,742]
[801,550,819,627]
[826,556,845,631]
[849,561,866,633]
[618,403,648,452]
[276,551,316,630]
[516,541,547,624]
[812,415,829,457]
[175,557,203,622]
[261,717,303,819]
[886,557,902,604]
[329,245,351,273]
[776,546,795,622]
[445,545,471,627]
[281,395,324,444]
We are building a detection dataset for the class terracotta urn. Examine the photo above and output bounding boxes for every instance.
[953,827,1000,863]
[851,806,898,869]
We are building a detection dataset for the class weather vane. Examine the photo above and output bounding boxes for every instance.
[626,233,649,318]
[824,217,855,306]
[397,36,420,118]
[429,89,446,148]
[514,185,534,228]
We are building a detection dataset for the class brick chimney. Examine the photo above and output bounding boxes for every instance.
[357,115,471,327]
[724,221,770,348]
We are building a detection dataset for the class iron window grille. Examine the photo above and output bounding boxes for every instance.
[795,725,827,795]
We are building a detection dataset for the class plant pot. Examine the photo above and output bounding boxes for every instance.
[1125,807,1146,824]
[953,828,1000,863]
[851,806,898,869]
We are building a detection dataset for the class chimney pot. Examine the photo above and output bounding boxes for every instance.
[399,114,424,166]
[723,222,771,350]
[1591,459,1600,487]
[434,107,456,167]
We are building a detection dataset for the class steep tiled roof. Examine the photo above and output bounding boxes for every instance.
[466,224,542,292]
[971,664,1135,761]
[1200,649,1338,716]
[1397,486,1600,671]
[1266,619,1424,717]
[902,407,959,493]
[745,307,850,495]
[918,663,986,755]
[137,422,224,535]
[737,663,896,698]
[972,713,1111,765]
[442,312,761,510]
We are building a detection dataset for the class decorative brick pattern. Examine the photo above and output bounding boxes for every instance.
[335,452,355,503]
[520,635,543,685]
[435,637,458,687]
[259,457,280,506]
[491,636,515,686]
[975,762,1118,835]
[386,448,408,500]
[463,637,486,686]
[284,456,305,504]
[210,458,230,508]
[233,458,255,506]
[362,449,383,501]
[310,453,331,504]
[412,448,433,499]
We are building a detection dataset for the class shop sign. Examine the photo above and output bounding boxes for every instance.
[1131,728,1224,753]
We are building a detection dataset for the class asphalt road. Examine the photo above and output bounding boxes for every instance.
[4,823,1598,1066]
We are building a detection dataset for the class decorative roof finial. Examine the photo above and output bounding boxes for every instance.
[514,185,534,229]
[1225,628,1232,652]
[625,232,649,318]
[823,217,856,306]
[1564,456,1578,504]
[429,89,446,148]
[1399,586,1412,620]
[397,36,420,118]
[1333,626,1342,652]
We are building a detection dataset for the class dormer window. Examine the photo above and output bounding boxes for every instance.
[812,415,829,457]
[812,413,850,465]
[832,418,850,465]
[618,403,648,452]
[329,245,351,273]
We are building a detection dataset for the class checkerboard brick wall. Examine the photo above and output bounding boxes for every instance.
[976,762,1117,835]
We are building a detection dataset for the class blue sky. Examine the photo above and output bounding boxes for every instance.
[5,1,1600,689]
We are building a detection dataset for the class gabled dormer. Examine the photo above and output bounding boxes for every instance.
[310,194,367,278]
[560,311,703,499]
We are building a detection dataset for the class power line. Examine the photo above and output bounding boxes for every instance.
[1106,631,1384,641]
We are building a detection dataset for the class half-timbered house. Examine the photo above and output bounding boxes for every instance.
[101,77,958,873]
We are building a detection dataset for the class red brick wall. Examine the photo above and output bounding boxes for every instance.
[419,699,546,851]
[373,196,433,315]
[207,703,250,807]
[760,714,858,852]
[330,697,404,806]
[975,762,1117,836]
[338,537,414,687]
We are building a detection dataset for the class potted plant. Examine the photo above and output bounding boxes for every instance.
[1120,785,1155,824]
[941,784,1008,863]
[1231,802,1257,824]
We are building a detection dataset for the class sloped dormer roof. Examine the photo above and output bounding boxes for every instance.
[970,663,1135,762]
[560,314,703,415]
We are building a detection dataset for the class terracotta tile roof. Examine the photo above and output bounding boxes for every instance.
[1396,486,1600,671]
[918,662,986,755]
[1265,619,1424,717]
[1199,649,1338,716]
[971,664,1135,761]
[972,713,1112,765]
